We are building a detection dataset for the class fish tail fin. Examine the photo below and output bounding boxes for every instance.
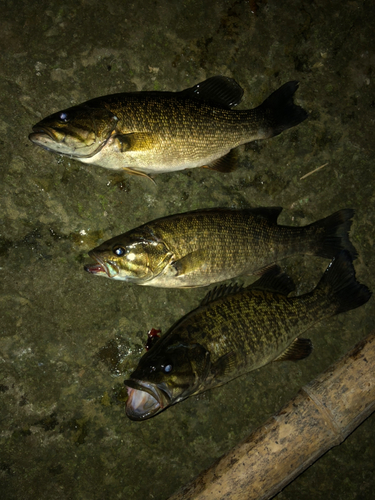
[316,250,371,315]
[257,81,308,137]
[308,208,358,259]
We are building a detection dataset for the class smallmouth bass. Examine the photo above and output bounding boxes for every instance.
[29,77,307,177]
[84,207,357,288]
[124,251,371,420]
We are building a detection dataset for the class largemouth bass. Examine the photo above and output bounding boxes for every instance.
[84,207,357,288]
[124,251,371,420]
[29,77,307,177]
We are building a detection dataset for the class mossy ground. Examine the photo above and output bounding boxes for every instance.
[0,1,374,499]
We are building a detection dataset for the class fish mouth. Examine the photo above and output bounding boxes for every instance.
[84,251,119,278]
[30,126,56,139]
[29,127,63,151]
[124,379,172,421]
[29,127,107,159]
[83,263,108,276]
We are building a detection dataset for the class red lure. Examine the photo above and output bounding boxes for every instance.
[145,328,161,351]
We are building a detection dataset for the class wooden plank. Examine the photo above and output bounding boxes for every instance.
[169,330,375,500]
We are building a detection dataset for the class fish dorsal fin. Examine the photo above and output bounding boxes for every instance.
[182,76,244,108]
[274,338,313,362]
[246,206,283,224]
[247,265,296,295]
[203,149,238,172]
[200,283,243,306]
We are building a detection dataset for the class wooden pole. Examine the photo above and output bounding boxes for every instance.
[169,330,375,500]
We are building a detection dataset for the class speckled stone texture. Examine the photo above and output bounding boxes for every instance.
[0,1,374,499]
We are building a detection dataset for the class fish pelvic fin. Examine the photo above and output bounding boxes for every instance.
[274,338,313,362]
[307,208,357,259]
[316,250,371,315]
[122,167,156,183]
[256,81,308,137]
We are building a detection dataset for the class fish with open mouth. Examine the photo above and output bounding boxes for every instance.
[29,76,307,178]
[84,207,357,288]
[124,251,371,420]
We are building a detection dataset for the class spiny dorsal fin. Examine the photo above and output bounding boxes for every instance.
[200,283,244,306]
[274,338,313,362]
[182,76,244,108]
[247,265,296,296]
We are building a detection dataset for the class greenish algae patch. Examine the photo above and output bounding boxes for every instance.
[60,417,90,446]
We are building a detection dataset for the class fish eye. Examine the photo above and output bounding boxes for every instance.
[113,245,125,257]
[163,364,173,374]
[59,112,69,123]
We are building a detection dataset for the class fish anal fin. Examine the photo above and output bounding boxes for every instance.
[248,265,296,295]
[203,149,237,173]
[274,338,313,362]
[253,263,278,276]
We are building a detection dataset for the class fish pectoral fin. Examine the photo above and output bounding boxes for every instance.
[114,132,158,152]
[210,351,237,379]
[203,149,238,173]
[274,338,313,362]
[170,250,209,278]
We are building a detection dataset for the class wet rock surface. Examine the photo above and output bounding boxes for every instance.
[0,1,374,499]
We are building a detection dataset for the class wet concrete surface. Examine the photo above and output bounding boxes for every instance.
[0,0,374,498]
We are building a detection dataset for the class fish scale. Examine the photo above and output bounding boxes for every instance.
[85,207,357,288]
[185,290,299,366]
[29,76,307,176]
[124,252,371,420]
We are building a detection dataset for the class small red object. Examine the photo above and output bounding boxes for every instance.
[145,328,161,351]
